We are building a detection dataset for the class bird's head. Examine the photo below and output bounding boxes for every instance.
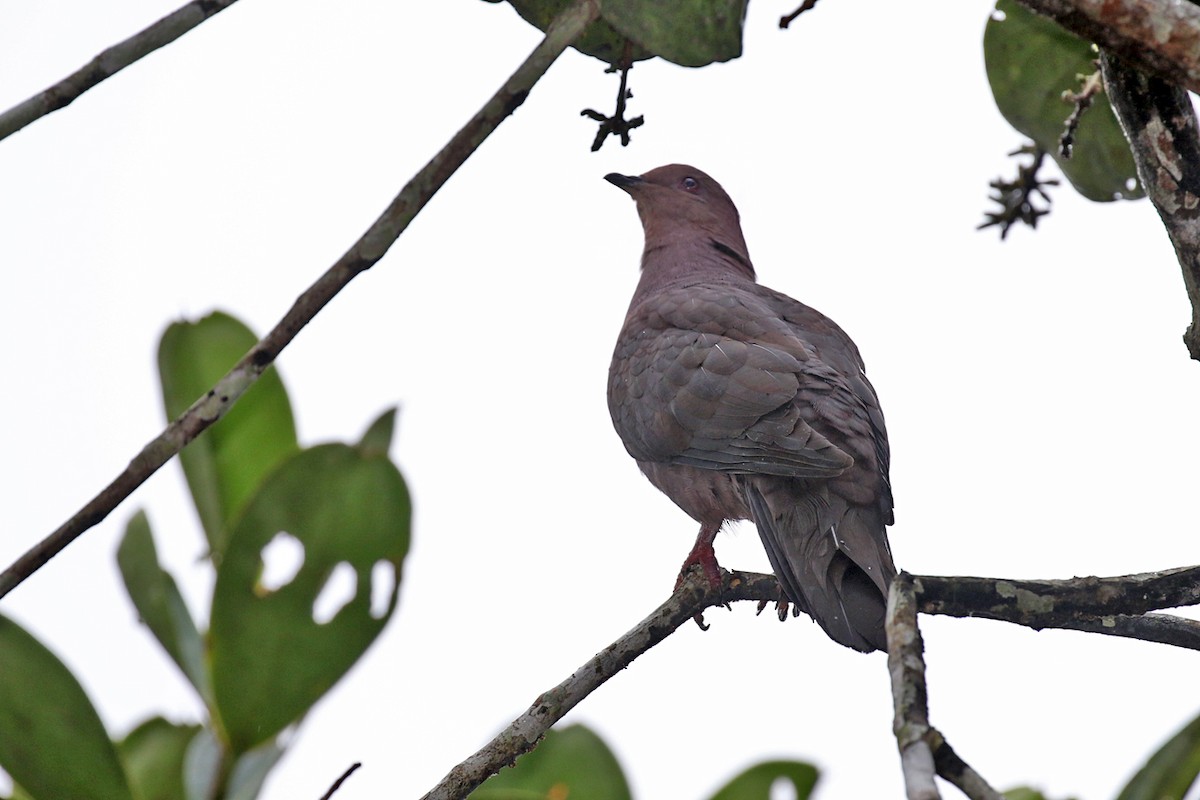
[605,164,753,279]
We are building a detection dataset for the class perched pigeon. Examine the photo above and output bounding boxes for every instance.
[606,164,896,652]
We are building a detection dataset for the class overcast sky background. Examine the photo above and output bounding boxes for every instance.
[3,1,1200,799]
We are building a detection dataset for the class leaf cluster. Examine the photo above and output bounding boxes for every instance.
[0,312,411,800]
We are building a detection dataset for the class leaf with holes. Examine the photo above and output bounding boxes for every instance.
[470,724,632,800]
[209,441,409,753]
[0,614,134,800]
[158,311,299,554]
[983,0,1143,202]
[706,760,819,800]
[116,511,210,703]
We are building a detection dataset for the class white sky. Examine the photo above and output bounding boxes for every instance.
[3,1,1200,799]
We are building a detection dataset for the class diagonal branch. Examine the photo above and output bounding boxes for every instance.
[1015,0,1200,95]
[418,569,781,800]
[0,0,601,601]
[0,0,240,142]
[1098,52,1200,362]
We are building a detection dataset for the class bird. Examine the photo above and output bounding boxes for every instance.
[605,164,897,653]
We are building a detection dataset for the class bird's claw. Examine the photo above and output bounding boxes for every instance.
[755,598,792,622]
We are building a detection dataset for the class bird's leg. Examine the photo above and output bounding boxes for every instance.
[675,522,723,591]
[674,523,729,631]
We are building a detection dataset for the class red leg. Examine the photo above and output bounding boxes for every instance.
[675,522,723,590]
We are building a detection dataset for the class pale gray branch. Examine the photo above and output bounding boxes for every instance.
[0,0,602,600]
[0,0,240,142]
[887,573,941,800]
[889,574,1007,800]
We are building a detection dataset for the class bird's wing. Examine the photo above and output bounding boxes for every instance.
[608,286,856,477]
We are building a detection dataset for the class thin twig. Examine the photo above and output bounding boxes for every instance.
[779,0,819,28]
[0,0,240,142]
[926,729,1005,800]
[0,0,602,601]
[979,144,1058,239]
[1059,68,1103,158]
[887,574,940,800]
[318,762,361,800]
[1014,0,1200,95]
[580,56,643,152]
[418,569,780,800]
[1055,611,1200,650]
[1100,52,1200,362]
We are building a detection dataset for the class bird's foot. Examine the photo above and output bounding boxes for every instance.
[675,533,729,631]
[674,537,723,592]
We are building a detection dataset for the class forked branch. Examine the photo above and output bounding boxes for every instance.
[423,564,1200,798]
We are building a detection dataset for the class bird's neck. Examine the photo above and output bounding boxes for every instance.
[632,234,756,300]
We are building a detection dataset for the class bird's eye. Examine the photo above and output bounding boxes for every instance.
[682,177,699,191]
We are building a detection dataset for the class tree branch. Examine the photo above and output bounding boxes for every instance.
[422,563,1200,798]
[1098,53,1200,362]
[888,574,1009,800]
[926,729,1006,800]
[0,0,240,142]
[418,569,780,800]
[1053,611,1200,649]
[887,574,940,800]
[1015,0,1200,95]
[915,565,1200,624]
[0,0,601,601]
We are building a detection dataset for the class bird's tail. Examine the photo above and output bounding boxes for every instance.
[745,480,896,652]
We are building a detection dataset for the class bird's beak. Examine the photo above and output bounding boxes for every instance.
[605,172,644,192]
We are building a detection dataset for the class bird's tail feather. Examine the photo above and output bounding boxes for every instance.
[745,480,895,653]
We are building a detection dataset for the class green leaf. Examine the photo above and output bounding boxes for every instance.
[502,0,650,65]
[470,724,631,800]
[357,407,397,459]
[707,760,819,800]
[210,444,410,753]
[225,739,286,800]
[116,511,210,702]
[0,614,134,800]
[601,0,747,67]
[1003,789,1052,800]
[499,0,747,67]
[158,311,299,553]
[983,0,1143,202]
[181,729,220,800]
[1115,709,1200,800]
[179,719,283,800]
[117,717,201,800]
